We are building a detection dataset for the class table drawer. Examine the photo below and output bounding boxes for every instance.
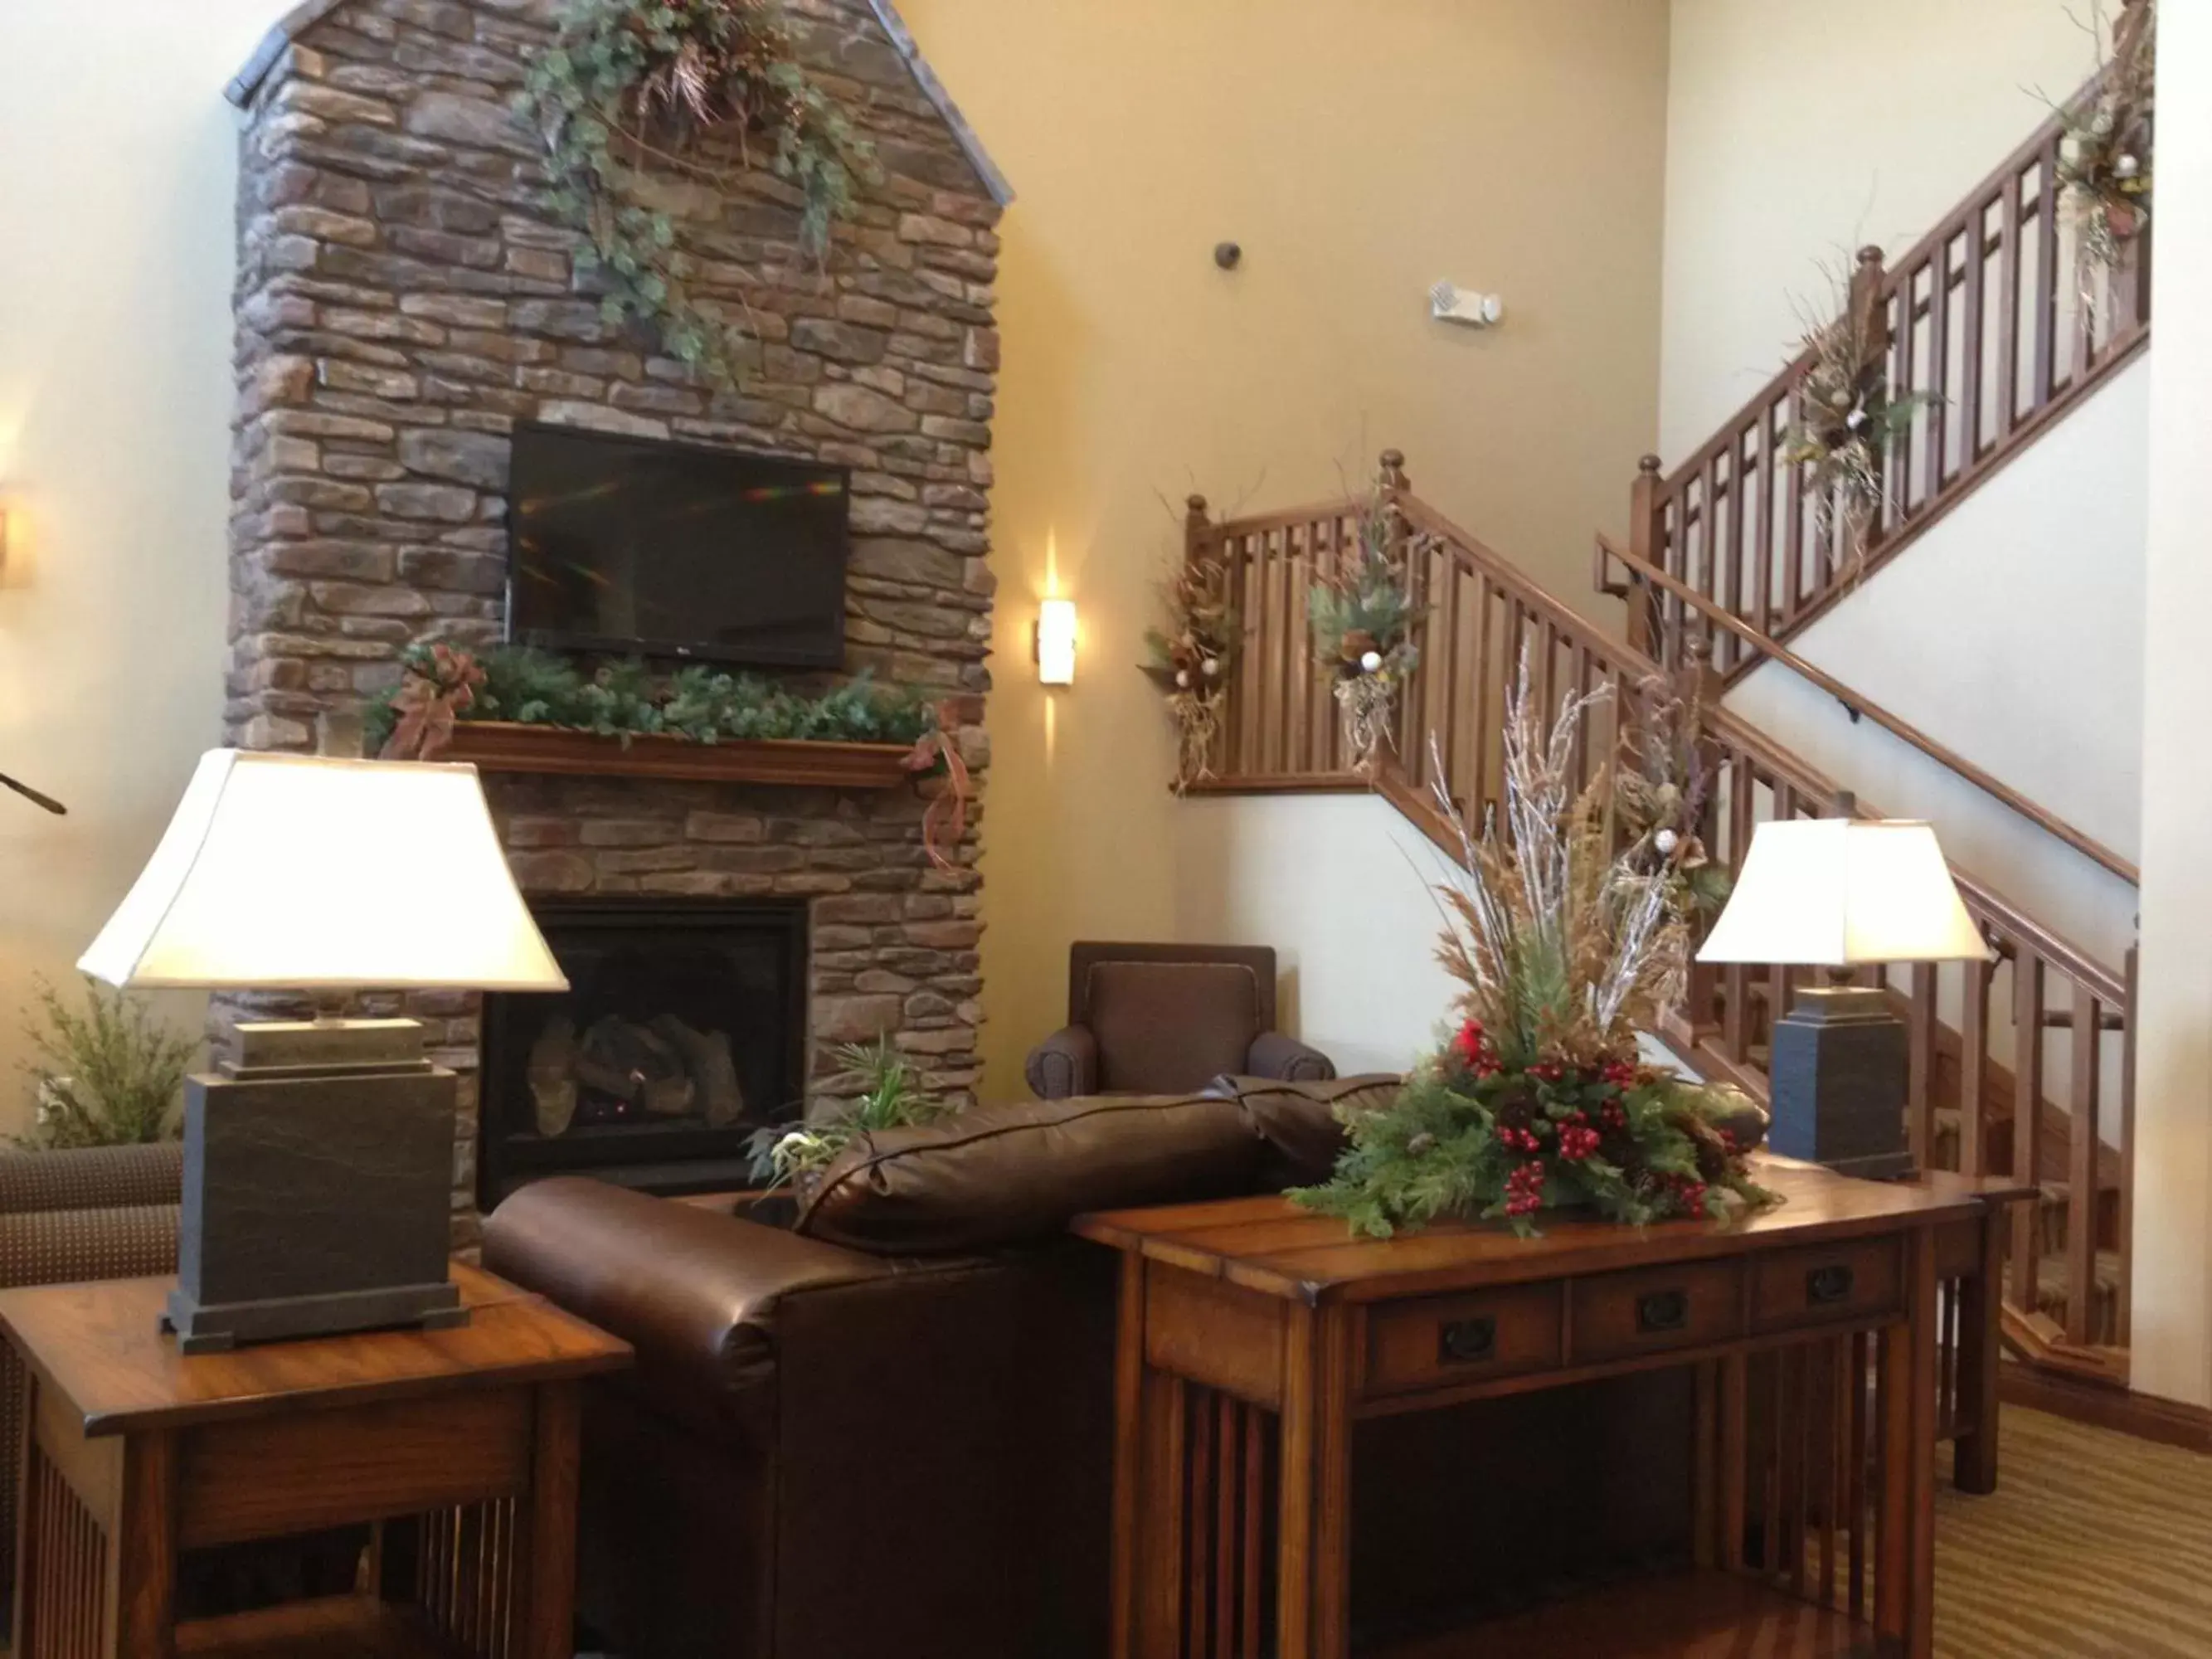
[1568,1260,1743,1365]
[1363,1282,1563,1399]
[1751,1237,1902,1333]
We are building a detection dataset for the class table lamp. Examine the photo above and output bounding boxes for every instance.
[78,746,567,1352]
[1697,818,1989,1180]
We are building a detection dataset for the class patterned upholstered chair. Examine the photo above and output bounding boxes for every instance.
[0,1143,182,1624]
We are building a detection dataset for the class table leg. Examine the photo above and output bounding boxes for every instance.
[1109,1254,1147,1659]
[1276,1304,1354,1659]
[513,1380,581,1659]
[1952,1212,2005,1494]
[1876,1231,1940,1659]
[106,1431,177,1659]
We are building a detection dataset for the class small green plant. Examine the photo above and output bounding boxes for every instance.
[15,977,194,1150]
[746,1035,953,1190]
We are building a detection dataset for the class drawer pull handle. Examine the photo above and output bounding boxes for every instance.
[1807,1265,1856,1306]
[1636,1290,1690,1334]
[1438,1316,1497,1365]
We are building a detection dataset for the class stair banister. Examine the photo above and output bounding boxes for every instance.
[1621,29,2154,680]
[1596,531,2138,887]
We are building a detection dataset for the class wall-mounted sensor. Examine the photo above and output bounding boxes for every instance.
[1431,282,1504,328]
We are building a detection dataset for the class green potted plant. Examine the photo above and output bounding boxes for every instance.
[15,976,193,1150]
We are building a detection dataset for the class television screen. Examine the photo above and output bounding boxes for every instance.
[506,424,851,669]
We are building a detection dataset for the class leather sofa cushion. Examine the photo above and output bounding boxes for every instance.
[795,1092,1260,1255]
[1087,960,1261,1093]
[1208,1073,1402,1188]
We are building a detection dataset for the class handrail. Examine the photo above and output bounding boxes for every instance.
[1395,495,1663,677]
[1699,703,2127,1005]
[1596,532,2138,886]
[1656,64,2095,502]
[1627,15,2154,687]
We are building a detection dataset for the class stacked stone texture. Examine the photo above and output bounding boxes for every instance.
[226,0,1001,1239]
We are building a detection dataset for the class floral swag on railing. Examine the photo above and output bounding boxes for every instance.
[1310,496,1423,772]
[1144,547,1239,794]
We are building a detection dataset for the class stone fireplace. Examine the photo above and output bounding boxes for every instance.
[221,0,1008,1242]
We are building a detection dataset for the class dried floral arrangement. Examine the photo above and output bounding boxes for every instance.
[519,0,880,382]
[1614,674,1733,923]
[746,1035,951,1190]
[1143,551,1239,792]
[1291,657,1773,1238]
[1778,260,1931,562]
[367,642,932,758]
[2054,1,2155,297]
[1310,499,1424,771]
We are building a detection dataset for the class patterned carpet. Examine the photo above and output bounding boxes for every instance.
[1937,1407,2212,1657]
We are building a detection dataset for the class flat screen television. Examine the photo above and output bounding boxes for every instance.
[506,423,851,669]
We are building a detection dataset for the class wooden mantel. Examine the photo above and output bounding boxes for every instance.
[441,722,916,790]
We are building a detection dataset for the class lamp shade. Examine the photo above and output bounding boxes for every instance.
[1696,819,1989,967]
[80,751,568,992]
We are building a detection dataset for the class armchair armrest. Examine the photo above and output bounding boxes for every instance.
[483,1178,892,1426]
[1247,1029,1337,1083]
[1025,1024,1099,1099]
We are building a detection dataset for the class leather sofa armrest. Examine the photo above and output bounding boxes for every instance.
[1025,1025,1099,1099]
[484,1178,892,1419]
[1247,1029,1337,1083]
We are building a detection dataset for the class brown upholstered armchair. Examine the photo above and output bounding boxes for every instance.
[1024,942,1336,1099]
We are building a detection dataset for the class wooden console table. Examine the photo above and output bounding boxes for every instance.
[1077,1160,2017,1659]
[0,1262,629,1657]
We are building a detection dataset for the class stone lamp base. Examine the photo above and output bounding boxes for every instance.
[164,1019,467,1355]
[1766,984,1917,1181]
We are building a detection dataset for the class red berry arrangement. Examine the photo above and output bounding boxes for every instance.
[1294,1014,1774,1238]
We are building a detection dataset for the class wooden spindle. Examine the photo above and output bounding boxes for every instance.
[1959,954,1991,1176]
[2033,139,2061,409]
[1907,964,1937,1165]
[2067,980,2103,1345]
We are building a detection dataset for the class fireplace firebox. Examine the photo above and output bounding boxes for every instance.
[477,900,809,1207]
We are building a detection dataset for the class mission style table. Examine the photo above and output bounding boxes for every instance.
[1076,1160,2020,1659]
[0,1262,630,1657]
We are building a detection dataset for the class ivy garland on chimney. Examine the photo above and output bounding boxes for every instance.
[519,0,881,382]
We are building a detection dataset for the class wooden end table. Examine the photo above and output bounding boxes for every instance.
[0,1262,630,1657]
[1077,1158,2019,1659]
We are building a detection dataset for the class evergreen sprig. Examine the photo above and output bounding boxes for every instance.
[365,644,931,752]
[1291,1035,1769,1241]
[519,0,879,382]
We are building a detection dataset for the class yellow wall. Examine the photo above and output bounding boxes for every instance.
[0,2,289,1117]
[898,0,1674,1095]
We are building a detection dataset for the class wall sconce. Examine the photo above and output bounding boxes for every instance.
[1035,598,1077,687]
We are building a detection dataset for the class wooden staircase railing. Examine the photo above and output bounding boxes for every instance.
[1184,457,2137,1388]
[1616,19,2152,684]
[1594,531,2137,887]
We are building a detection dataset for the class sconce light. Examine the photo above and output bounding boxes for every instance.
[1035,598,1077,687]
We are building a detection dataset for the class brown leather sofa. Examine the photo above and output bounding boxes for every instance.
[1024,942,1336,1099]
[482,1074,1391,1659]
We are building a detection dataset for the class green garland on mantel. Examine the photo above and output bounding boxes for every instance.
[364,642,933,757]
[518,0,881,383]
